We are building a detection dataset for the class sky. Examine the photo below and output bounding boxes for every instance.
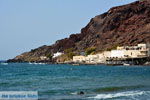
[0,0,137,60]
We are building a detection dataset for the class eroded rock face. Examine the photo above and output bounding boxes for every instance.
[8,0,150,62]
[78,0,150,50]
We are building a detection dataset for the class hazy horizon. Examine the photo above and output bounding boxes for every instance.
[0,0,136,60]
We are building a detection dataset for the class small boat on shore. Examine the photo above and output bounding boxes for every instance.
[72,64,80,66]
[123,63,130,66]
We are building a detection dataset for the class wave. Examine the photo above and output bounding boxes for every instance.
[0,63,8,65]
[93,85,145,93]
[29,62,46,65]
[70,92,78,95]
[88,90,150,99]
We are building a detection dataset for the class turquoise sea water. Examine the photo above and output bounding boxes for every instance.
[0,63,150,100]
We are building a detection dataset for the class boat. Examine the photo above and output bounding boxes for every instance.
[72,64,80,66]
[123,63,130,66]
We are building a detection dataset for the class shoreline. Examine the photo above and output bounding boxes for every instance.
[5,61,150,66]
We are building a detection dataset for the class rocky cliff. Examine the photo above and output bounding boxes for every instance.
[8,0,150,62]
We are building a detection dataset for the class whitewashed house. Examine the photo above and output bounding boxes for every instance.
[85,55,99,64]
[40,56,48,60]
[109,44,150,59]
[73,56,86,63]
[53,52,64,58]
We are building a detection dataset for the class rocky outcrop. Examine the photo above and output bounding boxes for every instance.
[8,0,150,62]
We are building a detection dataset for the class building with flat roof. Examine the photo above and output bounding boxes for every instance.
[109,44,150,59]
[73,51,111,64]
[72,44,150,64]
[73,56,86,63]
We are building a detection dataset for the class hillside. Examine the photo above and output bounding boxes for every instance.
[8,0,150,62]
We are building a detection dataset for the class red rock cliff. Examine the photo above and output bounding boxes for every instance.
[8,0,150,62]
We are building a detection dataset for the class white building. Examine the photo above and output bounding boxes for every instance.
[96,51,111,63]
[40,56,48,60]
[53,52,64,58]
[73,56,86,63]
[72,43,150,64]
[73,51,111,64]
[109,44,150,59]
[110,50,125,58]
[85,55,99,64]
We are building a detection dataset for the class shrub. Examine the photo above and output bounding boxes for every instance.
[106,44,119,51]
[67,52,75,59]
[46,53,52,59]
[64,48,74,53]
[85,47,96,56]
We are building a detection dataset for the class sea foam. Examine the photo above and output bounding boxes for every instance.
[88,91,150,99]
[0,63,8,65]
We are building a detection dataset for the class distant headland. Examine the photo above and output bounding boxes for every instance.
[7,0,150,65]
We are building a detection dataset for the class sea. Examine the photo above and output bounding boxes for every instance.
[0,63,150,100]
